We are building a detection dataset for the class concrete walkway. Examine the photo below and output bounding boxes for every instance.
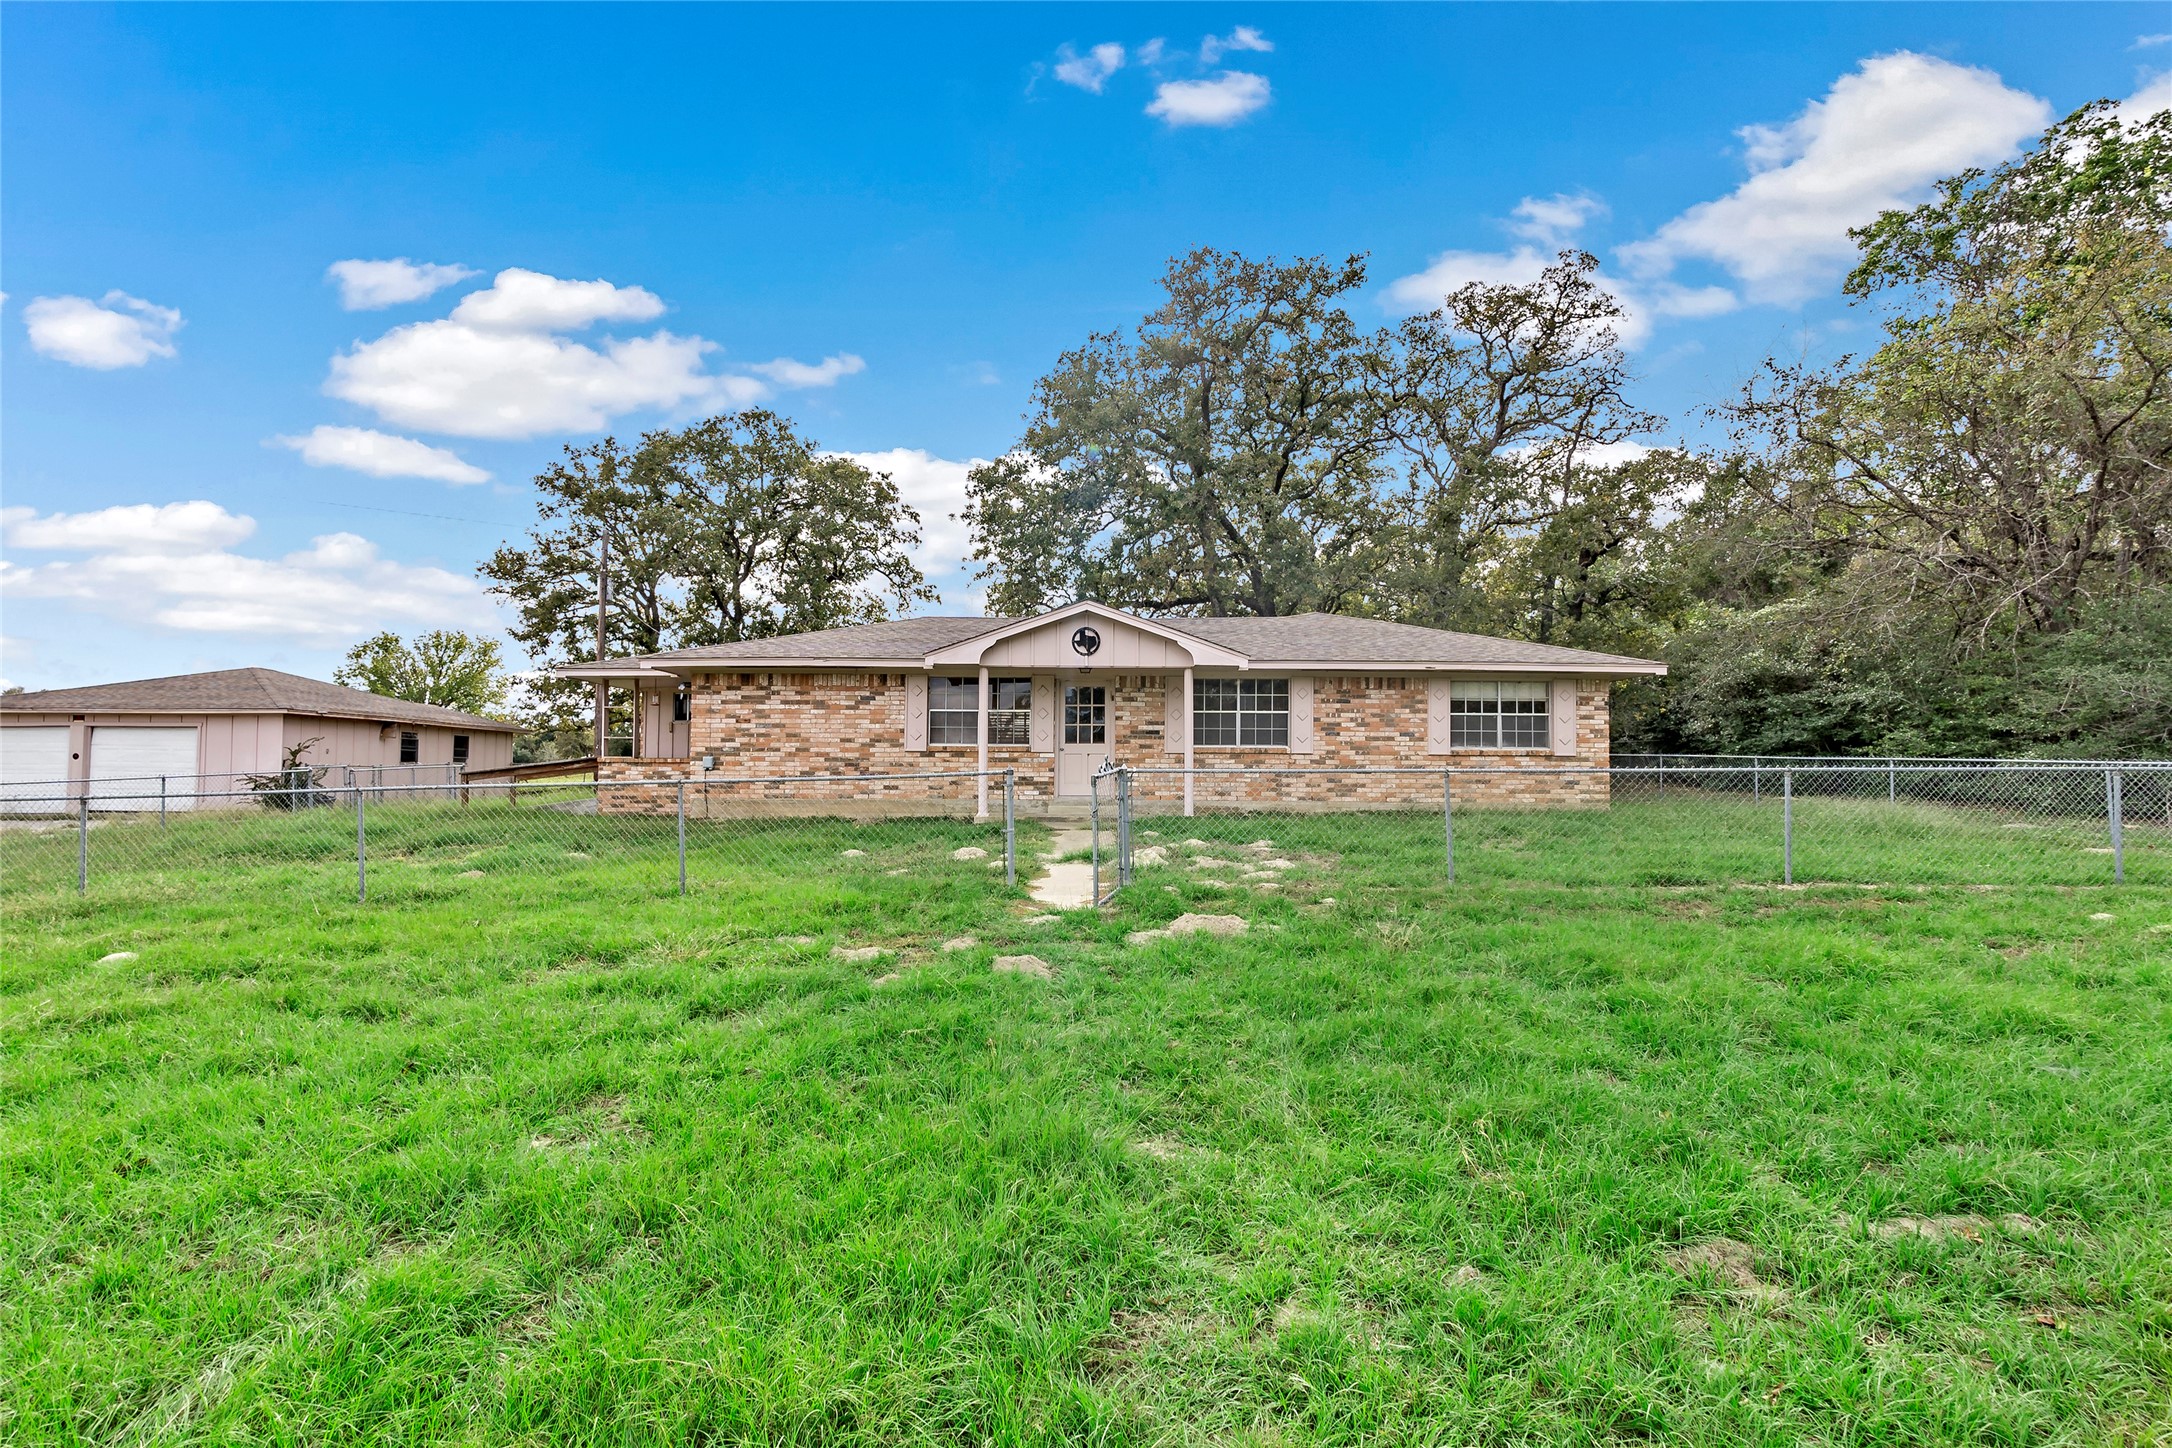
[1027,826,1099,909]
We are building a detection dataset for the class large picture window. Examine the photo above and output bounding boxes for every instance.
[929,677,978,744]
[1449,681,1549,749]
[1193,678,1290,747]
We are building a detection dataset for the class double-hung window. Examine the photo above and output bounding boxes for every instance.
[1193,678,1290,747]
[1448,681,1549,749]
[452,734,470,765]
[398,730,420,764]
[929,676,1033,745]
[929,678,978,745]
[987,678,1031,745]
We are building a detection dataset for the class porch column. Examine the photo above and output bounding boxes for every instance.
[975,664,990,820]
[1182,666,1194,817]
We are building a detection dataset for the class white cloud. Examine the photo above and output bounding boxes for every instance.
[325,258,477,310]
[832,448,986,597]
[1147,71,1271,127]
[0,503,495,644]
[1054,42,1125,93]
[745,353,867,388]
[2118,70,2172,124]
[323,267,788,440]
[1135,38,1166,67]
[273,425,491,486]
[1199,26,1272,65]
[1619,52,2049,303]
[1507,193,1608,246]
[23,291,182,369]
[1384,246,1730,348]
[2134,33,2171,48]
[2,500,254,554]
[447,267,665,331]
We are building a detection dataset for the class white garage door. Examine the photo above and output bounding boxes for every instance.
[89,727,200,812]
[0,727,71,814]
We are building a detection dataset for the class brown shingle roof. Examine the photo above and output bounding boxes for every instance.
[617,609,1661,673]
[0,668,519,731]
[1173,613,1662,669]
[638,616,997,665]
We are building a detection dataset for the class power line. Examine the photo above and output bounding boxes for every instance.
[316,499,527,529]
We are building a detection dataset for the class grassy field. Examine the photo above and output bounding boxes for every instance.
[3,805,2170,1445]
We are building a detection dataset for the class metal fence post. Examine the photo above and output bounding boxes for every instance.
[356,785,367,903]
[160,775,168,829]
[2108,769,2124,885]
[677,781,688,896]
[1782,768,1793,886]
[1116,768,1132,887]
[1889,758,1897,805]
[77,796,89,896]
[1090,776,1101,905]
[1752,759,1760,804]
[1443,768,1456,885]
[1003,769,1016,888]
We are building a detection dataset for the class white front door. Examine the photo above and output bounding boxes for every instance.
[1055,683,1110,797]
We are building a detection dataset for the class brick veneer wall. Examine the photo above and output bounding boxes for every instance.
[598,670,1614,813]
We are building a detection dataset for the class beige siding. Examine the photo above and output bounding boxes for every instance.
[976,618,1198,670]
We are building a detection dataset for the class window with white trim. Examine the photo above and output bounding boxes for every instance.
[1449,681,1549,749]
[988,677,1030,745]
[929,677,978,745]
[1193,678,1289,747]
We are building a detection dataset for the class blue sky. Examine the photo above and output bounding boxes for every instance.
[4,2,2167,692]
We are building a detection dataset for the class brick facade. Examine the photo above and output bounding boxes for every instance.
[599,670,1614,815]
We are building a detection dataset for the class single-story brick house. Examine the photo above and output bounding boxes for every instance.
[560,602,1665,816]
[0,667,517,811]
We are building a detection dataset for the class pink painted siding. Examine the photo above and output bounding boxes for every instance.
[3,709,513,784]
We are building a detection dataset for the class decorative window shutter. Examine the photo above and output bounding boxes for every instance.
[903,674,928,752]
[1426,678,1453,755]
[1549,679,1579,757]
[1164,673,1188,753]
[1287,676,1315,754]
[1029,675,1056,754]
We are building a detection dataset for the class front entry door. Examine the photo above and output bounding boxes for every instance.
[1056,683,1110,796]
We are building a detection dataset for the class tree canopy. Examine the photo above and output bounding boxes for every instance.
[334,630,510,716]
[965,102,2172,757]
[482,410,934,667]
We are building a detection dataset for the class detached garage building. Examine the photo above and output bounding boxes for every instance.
[0,667,517,812]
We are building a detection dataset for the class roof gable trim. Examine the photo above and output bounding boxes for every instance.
[920,601,1249,668]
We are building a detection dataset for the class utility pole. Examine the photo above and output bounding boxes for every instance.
[594,532,609,760]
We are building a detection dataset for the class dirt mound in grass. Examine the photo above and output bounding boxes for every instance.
[1870,1212,2040,1243]
[1665,1238,1786,1302]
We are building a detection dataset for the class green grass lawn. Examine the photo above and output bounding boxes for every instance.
[3,804,2169,1445]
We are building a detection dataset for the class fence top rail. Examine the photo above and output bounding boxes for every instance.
[0,768,1017,806]
[1,763,467,789]
[1122,762,2171,778]
[1614,753,2169,767]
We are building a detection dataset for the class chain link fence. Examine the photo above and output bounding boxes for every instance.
[0,763,473,816]
[1090,760,2172,892]
[0,772,1021,906]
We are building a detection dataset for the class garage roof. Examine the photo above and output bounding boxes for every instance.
[0,668,519,731]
